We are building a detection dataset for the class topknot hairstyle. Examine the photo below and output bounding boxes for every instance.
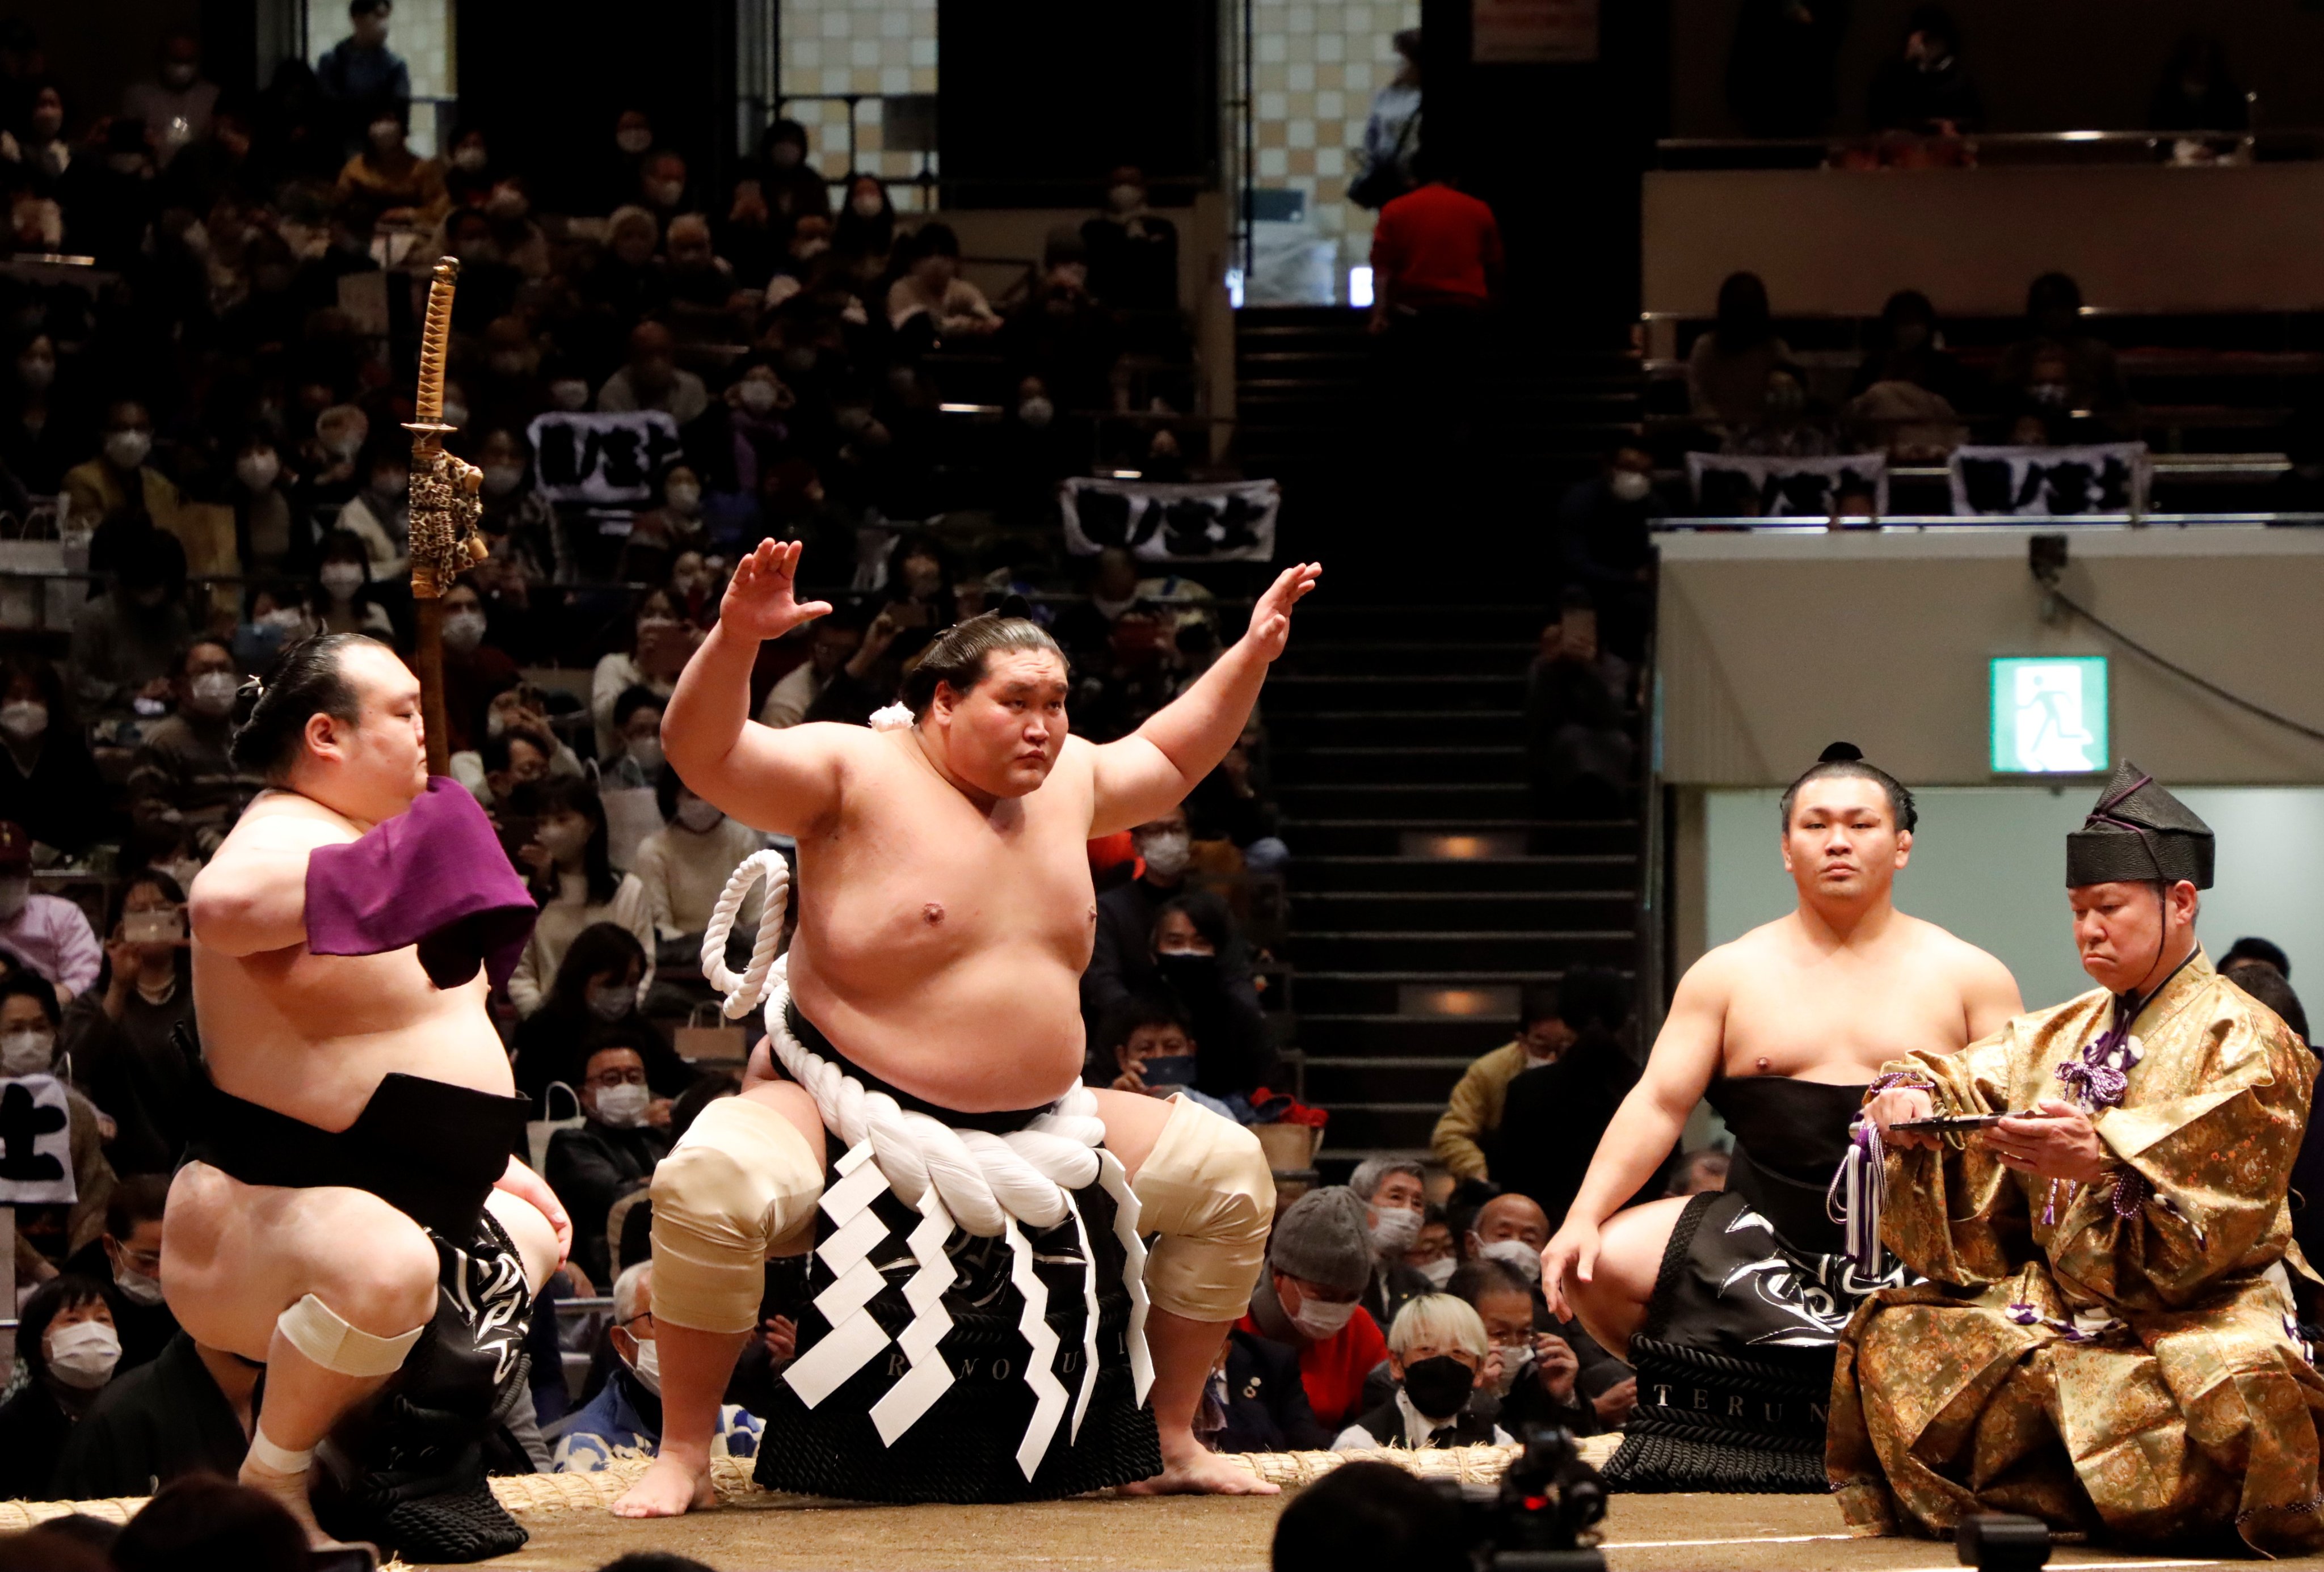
[228,631,372,781]
[898,602,1066,719]
[1778,739,1918,833]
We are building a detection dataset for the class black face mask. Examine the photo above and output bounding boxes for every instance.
[1401,1355,1476,1421]
[1155,952,1217,988]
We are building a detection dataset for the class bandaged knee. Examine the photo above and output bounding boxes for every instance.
[277,1293,427,1377]
[651,1094,824,1333]
[1133,1095,1275,1322]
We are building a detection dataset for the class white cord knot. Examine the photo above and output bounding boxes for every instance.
[869,702,915,731]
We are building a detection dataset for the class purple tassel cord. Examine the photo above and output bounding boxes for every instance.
[2041,1000,2144,1225]
[1828,1072,1934,1281]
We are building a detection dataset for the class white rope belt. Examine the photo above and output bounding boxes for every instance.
[701,852,1153,1480]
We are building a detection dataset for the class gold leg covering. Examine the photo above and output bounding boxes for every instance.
[1132,1095,1277,1322]
[649,1094,824,1333]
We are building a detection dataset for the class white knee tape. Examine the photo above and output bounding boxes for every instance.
[650,1094,824,1333]
[1134,1095,1277,1323]
[277,1292,427,1377]
[246,1423,314,1475]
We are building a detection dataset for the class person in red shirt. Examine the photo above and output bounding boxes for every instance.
[1236,1187,1387,1431]
[1367,152,1502,328]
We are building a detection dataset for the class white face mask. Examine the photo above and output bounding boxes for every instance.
[1477,1238,1543,1284]
[259,606,311,635]
[481,462,525,497]
[1289,1290,1358,1341]
[851,193,885,220]
[625,735,664,774]
[738,379,780,416]
[664,483,700,515]
[0,876,30,922]
[593,1081,650,1128]
[187,671,238,717]
[0,701,47,742]
[1136,829,1192,882]
[1609,468,1652,504]
[550,379,591,411]
[46,1321,120,1389]
[617,128,654,155]
[442,610,488,653]
[1018,396,1055,429]
[1108,184,1144,213]
[675,798,724,833]
[0,1027,50,1076]
[113,1265,166,1307]
[369,120,403,151]
[647,179,684,208]
[1487,1341,1530,1396]
[236,452,280,490]
[1418,1256,1458,1289]
[320,563,367,602]
[453,145,488,171]
[104,429,151,469]
[584,982,631,1021]
[1368,1205,1422,1255]
[628,1334,662,1393]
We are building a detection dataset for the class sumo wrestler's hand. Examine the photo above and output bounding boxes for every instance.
[721,538,834,644]
[1864,1085,1938,1150]
[1981,1099,2107,1184]
[496,1156,574,1266]
[1240,562,1321,663]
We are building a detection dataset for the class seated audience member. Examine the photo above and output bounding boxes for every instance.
[1333,1294,1512,1451]
[1847,289,1971,408]
[68,528,193,719]
[631,769,768,956]
[334,432,414,580]
[1347,1158,1433,1333]
[1208,1324,1333,1454]
[1685,271,1791,431]
[126,636,263,849]
[546,1045,676,1289]
[62,402,179,534]
[2221,935,2291,980]
[1097,994,1241,1123]
[53,1328,258,1507]
[593,589,696,759]
[1866,5,1984,136]
[61,1177,177,1374]
[1454,1258,1630,1435]
[1271,1459,1466,1572]
[1666,1148,1732,1196]
[438,581,519,755]
[1145,895,1271,1098]
[884,222,1000,344]
[511,922,696,1110]
[63,870,197,1177]
[0,828,97,1000]
[1051,547,1144,662]
[0,1276,121,1497]
[1,973,120,1274]
[1721,365,1836,460]
[1555,446,1659,659]
[1238,1187,1389,1432]
[1493,964,1646,1223]
[103,1474,307,1572]
[999,227,1119,413]
[1184,721,1289,876]
[311,529,397,639]
[338,106,448,225]
[1083,806,1257,1032]
[0,656,108,857]
[1430,982,1573,1183]
[1080,165,1180,314]
[507,778,656,1015]
[1996,272,2127,415]
[602,685,668,792]
[1465,1191,1553,1289]
[1407,1204,1456,1288]
[1525,597,1632,818]
[550,1262,761,1472]
[596,321,709,425]
[1456,1211,1636,1430]
[757,614,864,728]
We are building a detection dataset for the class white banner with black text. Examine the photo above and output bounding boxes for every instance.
[1685,453,1889,519]
[1060,478,1281,562]
[1947,444,2150,517]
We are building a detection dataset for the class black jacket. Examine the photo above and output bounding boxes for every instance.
[61,1240,179,1377]
[1341,1393,1502,1449]
[0,1381,78,1498]
[52,1333,247,1499]
[1213,1327,1332,1453]
[546,1119,673,1288]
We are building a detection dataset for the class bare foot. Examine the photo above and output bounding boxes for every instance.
[1119,1445,1282,1497]
[239,1456,372,1553]
[612,1453,718,1518]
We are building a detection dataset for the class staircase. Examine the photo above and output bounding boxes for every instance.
[1232,306,1651,1174]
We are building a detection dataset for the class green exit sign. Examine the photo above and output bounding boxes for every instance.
[1990,657,2108,774]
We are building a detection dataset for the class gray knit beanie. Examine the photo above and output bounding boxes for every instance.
[1266,1186,1374,1295]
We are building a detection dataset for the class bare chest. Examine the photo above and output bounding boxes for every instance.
[1721,962,1969,1078]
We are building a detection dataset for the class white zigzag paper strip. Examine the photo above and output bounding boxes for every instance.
[1005,1218,1071,1481]
[1062,1187,1100,1442]
[868,1186,960,1445]
[784,1141,896,1410]
[1095,1149,1154,1406]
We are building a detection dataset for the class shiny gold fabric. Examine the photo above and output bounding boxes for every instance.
[1829,949,2324,1555]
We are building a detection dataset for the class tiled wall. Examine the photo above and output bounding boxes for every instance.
[1250,0,1420,269]
[306,0,454,157]
[778,0,939,213]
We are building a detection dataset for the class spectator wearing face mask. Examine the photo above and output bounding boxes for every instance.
[50,1324,259,1502]
[61,870,197,1178]
[1333,1295,1511,1451]
[511,922,693,1109]
[832,174,896,281]
[1141,895,1269,1098]
[585,206,668,328]
[1525,597,1633,819]
[620,466,710,590]
[596,319,709,425]
[441,124,498,208]
[886,222,1000,348]
[314,0,411,153]
[1080,165,1179,315]
[999,229,1121,414]
[750,119,832,234]
[299,401,369,508]
[506,779,656,1015]
[1348,1158,1434,1333]
[1238,1187,1389,1431]
[631,767,767,954]
[1555,445,1660,659]
[601,685,667,796]
[661,212,734,315]
[1406,1204,1456,1289]
[227,433,306,578]
[334,429,412,579]
[1462,1192,1637,1428]
[1995,271,2128,417]
[472,425,560,599]
[0,1276,123,1497]
[546,1046,675,1288]
[668,550,721,630]
[1083,805,1257,1031]
[592,588,697,758]
[1450,1258,1627,1437]
[1432,986,1572,1183]
[757,613,862,730]
[125,637,263,849]
[721,361,793,486]
[3,332,84,496]
[309,528,394,638]
[0,971,119,1276]
[549,1261,761,1472]
[122,34,217,170]
[61,1176,177,1374]
[0,825,100,1001]
[436,581,518,755]
[63,401,178,535]
[0,655,107,857]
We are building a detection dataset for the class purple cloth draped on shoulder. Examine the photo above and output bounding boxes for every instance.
[304,775,538,991]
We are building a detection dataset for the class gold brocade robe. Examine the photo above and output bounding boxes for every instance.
[1829,949,2324,1555]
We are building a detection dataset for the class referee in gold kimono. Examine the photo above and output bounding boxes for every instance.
[1845,762,2324,1556]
